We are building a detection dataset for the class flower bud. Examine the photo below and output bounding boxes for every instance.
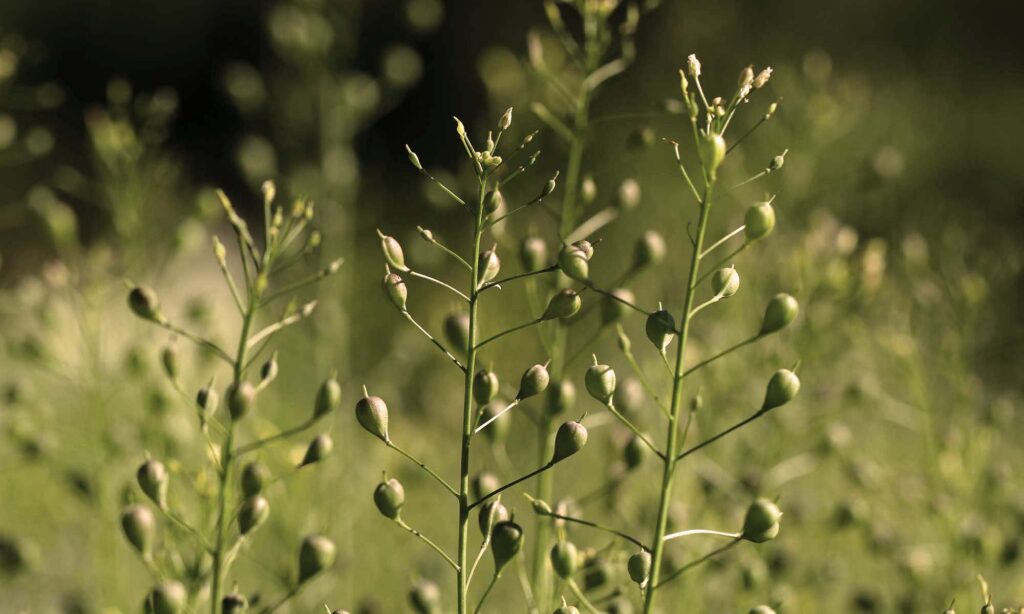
[409,579,442,614]
[546,380,576,416]
[517,364,550,400]
[121,504,155,555]
[227,381,256,421]
[633,230,666,269]
[137,459,168,509]
[753,67,773,89]
[520,236,548,272]
[240,461,270,497]
[221,593,248,614]
[160,345,178,381]
[542,173,558,197]
[552,420,588,463]
[742,498,782,542]
[624,435,646,470]
[760,293,798,335]
[744,201,776,241]
[739,65,755,88]
[383,271,408,311]
[374,477,405,520]
[144,581,186,614]
[196,384,219,416]
[478,499,510,537]
[238,495,270,534]
[444,312,470,351]
[550,541,578,579]
[405,144,422,170]
[557,246,589,282]
[478,247,501,284]
[298,535,336,582]
[315,375,341,419]
[496,106,514,130]
[491,520,524,572]
[600,288,634,325]
[471,471,500,501]
[617,178,641,210]
[541,288,582,321]
[355,394,390,443]
[259,353,278,385]
[699,133,727,177]
[480,400,510,444]
[711,267,740,298]
[300,434,333,467]
[645,310,677,352]
[749,606,776,614]
[377,230,409,272]
[128,286,164,323]
[761,369,800,411]
[473,369,499,405]
[686,53,701,77]
[627,550,652,585]
[585,361,616,404]
[571,240,595,260]
[483,189,504,215]
[530,497,552,515]
[769,150,787,171]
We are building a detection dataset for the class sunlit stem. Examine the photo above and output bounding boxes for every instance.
[700,226,746,258]
[603,401,665,460]
[387,442,459,498]
[662,528,741,542]
[402,311,467,372]
[675,409,771,462]
[653,539,740,589]
[469,462,556,511]
[534,506,648,550]
[475,398,520,434]
[683,335,760,378]
[479,265,559,293]
[582,283,653,316]
[668,140,702,203]
[396,519,460,570]
[419,227,472,270]
[410,269,471,302]
[158,322,233,365]
[567,579,600,614]
[475,318,543,350]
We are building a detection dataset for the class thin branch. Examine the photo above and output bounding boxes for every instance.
[683,335,760,378]
[700,226,746,259]
[388,442,459,498]
[233,418,316,457]
[675,410,770,462]
[654,539,740,589]
[603,402,665,460]
[479,265,559,293]
[662,528,740,543]
[537,509,648,551]
[397,519,460,571]
[409,270,471,302]
[468,463,555,511]
[475,318,543,350]
[402,311,466,372]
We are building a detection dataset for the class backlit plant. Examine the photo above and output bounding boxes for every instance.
[124,182,342,612]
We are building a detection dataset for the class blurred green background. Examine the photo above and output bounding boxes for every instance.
[0,0,1021,612]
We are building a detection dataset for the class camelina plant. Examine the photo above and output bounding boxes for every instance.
[125,183,342,613]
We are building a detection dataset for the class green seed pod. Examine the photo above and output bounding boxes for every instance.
[128,286,164,323]
[479,400,510,444]
[409,579,442,614]
[478,499,510,537]
[240,461,270,497]
[383,271,408,311]
[541,288,582,320]
[473,369,499,406]
[760,293,798,335]
[374,477,405,520]
[550,541,578,579]
[585,362,616,404]
[749,606,776,614]
[298,535,336,583]
[137,459,168,509]
[558,246,589,282]
[699,132,727,177]
[484,189,504,215]
[623,435,646,470]
[520,236,548,272]
[633,231,666,269]
[531,497,552,515]
[742,498,783,543]
[355,395,390,443]
[491,520,524,572]
[711,267,740,298]
[227,381,256,421]
[300,434,333,467]
[405,144,422,170]
[314,375,341,420]
[645,310,677,352]
[761,369,800,411]
[744,202,776,241]
[627,550,652,585]
[160,345,178,381]
[572,240,595,260]
[479,247,501,284]
[196,384,219,416]
[617,178,641,210]
[546,380,576,416]
[552,420,588,463]
[238,495,270,534]
[259,353,279,385]
[600,288,635,325]
[471,471,500,501]
[121,504,155,555]
[377,230,409,272]
[221,593,249,614]
[143,581,186,614]
[443,312,470,351]
[542,173,558,197]
[517,364,550,400]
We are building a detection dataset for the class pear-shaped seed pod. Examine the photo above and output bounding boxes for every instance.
[711,267,740,298]
[373,477,405,520]
[614,377,644,414]
[541,288,582,321]
[744,201,776,241]
[491,520,524,572]
[546,380,576,416]
[760,293,798,335]
[645,310,677,352]
[137,459,168,509]
[761,369,800,411]
[314,375,342,419]
[473,370,499,406]
[600,288,635,325]
[143,580,186,614]
[627,550,652,585]
[483,189,504,215]
[479,248,501,284]
[558,246,589,282]
[478,499,510,537]
[299,434,333,467]
[238,495,270,534]
[517,364,550,400]
[355,395,390,443]
[227,381,256,421]
[520,236,548,272]
[623,435,646,470]
[699,132,727,176]
[409,579,442,614]
[552,420,588,463]
[470,471,500,501]
[742,498,783,543]
[240,461,270,497]
[585,362,616,404]
[121,504,156,555]
[383,270,408,311]
[633,231,666,269]
[298,535,337,582]
[128,286,164,323]
[377,230,409,272]
[550,541,578,579]
[443,312,471,351]
[479,400,510,445]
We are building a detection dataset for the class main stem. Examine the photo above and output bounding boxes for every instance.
[458,181,488,614]
[644,182,715,613]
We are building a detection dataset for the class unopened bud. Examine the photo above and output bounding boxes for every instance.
[499,107,513,130]
[686,54,701,77]
[753,67,773,89]
[405,144,423,170]
[739,65,755,88]
[377,230,409,272]
[484,189,504,215]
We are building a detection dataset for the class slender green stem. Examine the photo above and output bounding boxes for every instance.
[479,265,559,292]
[582,283,653,316]
[485,191,551,228]
[662,528,740,542]
[475,318,542,350]
[683,335,759,377]
[653,539,740,589]
[696,244,748,286]
[233,418,316,457]
[417,168,468,207]
[469,462,556,511]
[539,510,647,550]
[567,578,600,614]
[729,170,768,191]
[700,226,745,258]
[603,402,664,460]
[674,409,769,462]
[159,322,233,365]
[644,178,715,613]
[388,442,459,498]
[397,519,459,570]
[474,574,500,614]
[419,227,472,270]
[258,585,301,614]
[410,269,470,302]
[468,536,491,585]
[402,311,466,372]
